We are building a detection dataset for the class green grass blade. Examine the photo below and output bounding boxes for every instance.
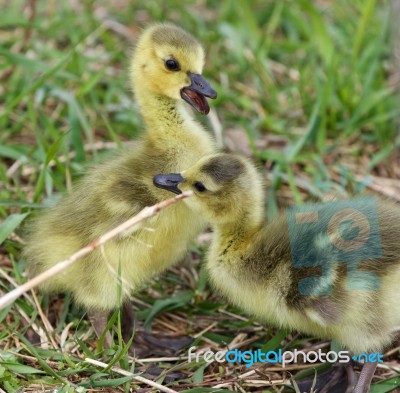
[0,213,29,244]
[371,376,400,393]
[353,0,377,59]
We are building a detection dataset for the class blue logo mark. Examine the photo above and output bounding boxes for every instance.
[352,353,383,363]
[286,197,382,295]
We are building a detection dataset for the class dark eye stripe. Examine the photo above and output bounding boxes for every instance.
[194,182,206,192]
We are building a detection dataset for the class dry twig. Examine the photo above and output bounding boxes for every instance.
[0,191,192,310]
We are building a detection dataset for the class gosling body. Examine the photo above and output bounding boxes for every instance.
[207,205,400,355]
[25,24,216,330]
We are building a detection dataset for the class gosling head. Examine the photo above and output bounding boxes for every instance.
[131,23,217,114]
[153,153,265,226]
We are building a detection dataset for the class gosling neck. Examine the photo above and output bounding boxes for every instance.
[215,210,265,246]
[134,88,197,138]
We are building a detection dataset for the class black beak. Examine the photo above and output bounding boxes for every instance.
[187,72,217,99]
[180,72,217,115]
[153,173,184,195]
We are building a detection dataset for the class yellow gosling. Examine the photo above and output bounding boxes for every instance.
[154,153,400,393]
[24,24,217,351]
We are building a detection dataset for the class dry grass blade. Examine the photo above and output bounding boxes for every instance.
[85,358,178,393]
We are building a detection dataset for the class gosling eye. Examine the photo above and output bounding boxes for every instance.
[165,58,180,71]
[194,182,207,193]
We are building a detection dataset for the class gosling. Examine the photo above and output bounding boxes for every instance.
[24,24,217,351]
[154,153,400,393]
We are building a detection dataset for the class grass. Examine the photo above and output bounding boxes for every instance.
[1,0,400,391]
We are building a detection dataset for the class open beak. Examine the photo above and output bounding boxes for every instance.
[153,173,184,195]
[180,72,217,115]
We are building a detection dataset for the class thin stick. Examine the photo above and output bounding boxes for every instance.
[0,191,192,310]
[85,358,178,393]
[208,108,224,149]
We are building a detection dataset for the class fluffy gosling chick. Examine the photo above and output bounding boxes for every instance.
[24,24,217,350]
[154,153,400,393]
